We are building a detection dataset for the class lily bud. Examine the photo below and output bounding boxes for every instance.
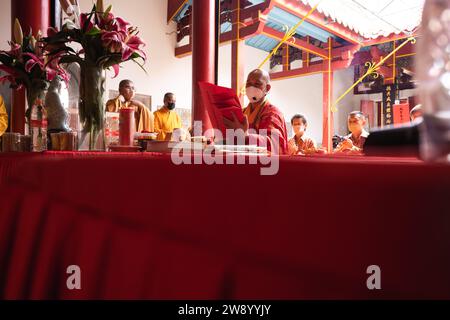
[96,0,104,13]
[104,4,112,18]
[30,36,37,50]
[13,18,23,46]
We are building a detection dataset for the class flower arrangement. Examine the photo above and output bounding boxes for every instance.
[0,19,69,115]
[42,0,147,149]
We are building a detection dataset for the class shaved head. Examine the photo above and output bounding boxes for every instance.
[119,79,136,101]
[119,79,133,90]
[245,69,272,104]
[247,69,271,85]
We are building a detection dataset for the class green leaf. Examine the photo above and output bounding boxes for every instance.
[104,5,113,18]
[130,52,141,59]
[0,54,14,66]
[85,26,102,36]
[132,60,148,75]
[46,46,77,57]
[82,7,96,33]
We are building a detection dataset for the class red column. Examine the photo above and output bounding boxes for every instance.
[323,70,334,152]
[11,0,51,134]
[323,38,334,152]
[231,0,245,106]
[192,0,216,133]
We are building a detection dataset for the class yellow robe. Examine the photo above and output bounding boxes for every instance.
[105,97,154,132]
[0,95,8,137]
[153,106,182,141]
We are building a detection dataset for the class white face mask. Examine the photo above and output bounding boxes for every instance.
[246,86,266,103]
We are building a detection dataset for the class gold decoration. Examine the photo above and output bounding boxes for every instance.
[331,37,416,113]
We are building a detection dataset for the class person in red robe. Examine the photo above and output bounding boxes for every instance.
[223,69,288,155]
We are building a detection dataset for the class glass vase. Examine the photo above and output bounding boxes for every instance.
[79,63,106,150]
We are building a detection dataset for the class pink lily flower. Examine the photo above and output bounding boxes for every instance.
[0,42,22,59]
[23,52,45,73]
[0,65,20,87]
[80,13,94,32]
[122,35,146,61]
[101,30,126,53]
[110,17,130,33]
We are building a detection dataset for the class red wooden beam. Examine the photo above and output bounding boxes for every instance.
[173,1,272,57]
[395,41,416,58]
[240,0,275,21]
[331,44,361,61]
[176,21,263,57]
[273,0,363,45]
[351,41,416,66]
[270,55,354,81]
[351,51,371,66]
[167,0,189,23]
[378,65,394,84]
[270,63,325,80]
[368,46,394,83]
[370,46,384,61]
[331,59,354,70]
[261,25,328,58]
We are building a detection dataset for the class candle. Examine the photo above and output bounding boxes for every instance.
[119,107,136,146]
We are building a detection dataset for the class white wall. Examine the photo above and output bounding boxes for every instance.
[270,74,323,143]
[0,0,11,115]
[78,0,192,111]
[0,0,10,50]
[333,68,358,136]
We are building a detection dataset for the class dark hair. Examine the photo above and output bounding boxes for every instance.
[119,80,133,89]
[291,114,307,125]
[349,111,366,120]
[164,92,174,101]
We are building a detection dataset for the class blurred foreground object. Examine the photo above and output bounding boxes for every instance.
[418,0,450,162]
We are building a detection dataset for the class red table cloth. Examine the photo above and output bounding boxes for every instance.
[0,151,450,299]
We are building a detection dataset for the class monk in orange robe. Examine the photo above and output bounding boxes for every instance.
[154,93,182,141]
[106,80,154,132]
[0,95,8,137]
[223,69,288,155]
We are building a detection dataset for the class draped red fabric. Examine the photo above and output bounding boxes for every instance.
[0,152,450,299]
